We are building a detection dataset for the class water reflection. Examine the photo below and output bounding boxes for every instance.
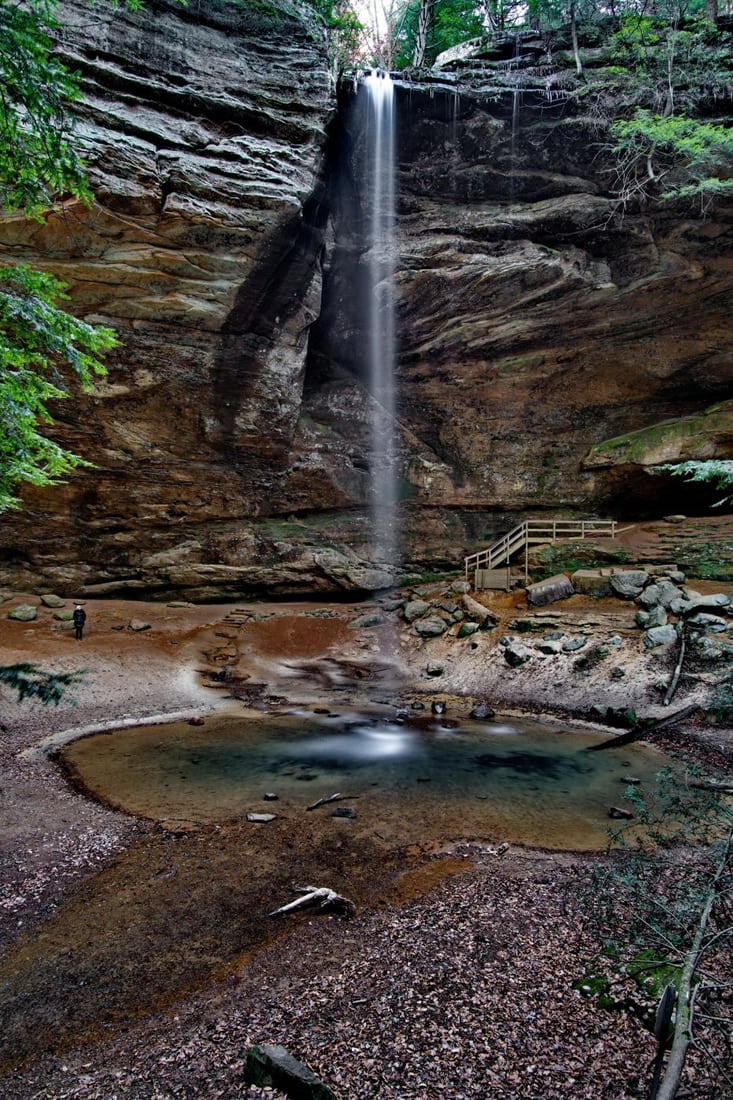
[282,719,423,766]
[60,710,671,850]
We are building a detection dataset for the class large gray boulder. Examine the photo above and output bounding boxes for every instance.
[609,570,650,599]
[526,574,574,607]
[414,616,449,637]
[643,624,678,648]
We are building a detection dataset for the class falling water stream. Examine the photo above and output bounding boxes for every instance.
[363,72,398,580]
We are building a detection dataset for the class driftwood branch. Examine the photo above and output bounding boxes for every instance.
[269,885,355,918]
[306,792,357,812]
[587,704,700,752]
[664,630,687,707]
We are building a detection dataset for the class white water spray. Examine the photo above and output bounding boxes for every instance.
[363,71,398,582]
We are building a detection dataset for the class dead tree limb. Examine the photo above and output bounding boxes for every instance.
[653,828,733,1100]
[664,630,687,707]
[269,885,355,918]
[306,792,357,811]
[587,704,701,751]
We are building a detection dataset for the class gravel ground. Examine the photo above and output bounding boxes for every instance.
[1,850,660,1100]
[1,588,731,1100]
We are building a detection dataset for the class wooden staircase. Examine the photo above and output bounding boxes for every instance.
[464,518,618,590]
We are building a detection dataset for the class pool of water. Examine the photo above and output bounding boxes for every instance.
[60,710,670,850]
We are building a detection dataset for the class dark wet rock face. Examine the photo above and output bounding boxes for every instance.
[0,14,732,598]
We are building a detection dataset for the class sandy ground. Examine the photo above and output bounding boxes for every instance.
[0,548,732,1098]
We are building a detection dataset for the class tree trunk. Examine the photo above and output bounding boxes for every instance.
[653,829,732,1100]
[412,0,434,68]
[570,2,584,78]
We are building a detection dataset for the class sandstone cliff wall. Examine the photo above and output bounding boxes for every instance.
[1,14,731,598]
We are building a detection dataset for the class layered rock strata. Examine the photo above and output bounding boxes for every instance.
[1,16,732,598]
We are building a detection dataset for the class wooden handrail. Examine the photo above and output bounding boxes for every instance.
[464,518,618,587]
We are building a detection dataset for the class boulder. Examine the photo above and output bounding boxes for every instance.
[562,637,587,652]
[646,604,668,628]
[426,660,444,676]
[469,702,495,720]
[457,621,480,638]
[449,580,472,594]
[8,604,37,622]
[526,574,574,607]
[348,612,385,629]
[609,570,650,599]
[641,579,683,610]
[404,599,430,622]
[686,612,728,633]
[414,616,449,637]
[39,593,66,608]
[128,619,152,632]
[643,624,679,648]
[570,569,612,596]
[245,1044,337,1100]
[504,641,532,666]
[536,639,562,654]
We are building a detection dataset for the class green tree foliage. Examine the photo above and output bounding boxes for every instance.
[0,265,116,510]
[653,459,733,506]
[0,0,118,514]
[0,0,91,216]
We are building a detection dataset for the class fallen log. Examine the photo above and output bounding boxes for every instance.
[587,703,701,751]
[270,884,355,918]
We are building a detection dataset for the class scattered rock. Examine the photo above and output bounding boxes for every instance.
[331,806,357,819]
[404,599,430,622]
[52,610,74,621]
[129,619,152,632]
[609,570,650,599]
[431,700,446,714]
[469,702,495,720]
[449,580,471,594]
[263,792,279,801]
[426,660,444,676]
[562,637,587,652]
[686,612,728,633]
[188,716,205,726]
[8,604,37,622]
[608,806,634,820]
[414,616,449,637]
[39,593,66,608]
[663,514,687,523]
[245,1043,338,1100]
[246,813,277,823]
[643,624,678,648]
[349,612,385,629]
[646,605,668,628]
[457,621,480,638]
[504,641,532,667]
[571,570,613,597]
[536,640,562,654]
[526,574,575,606]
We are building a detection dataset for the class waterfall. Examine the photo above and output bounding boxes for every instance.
[362,71,398,585]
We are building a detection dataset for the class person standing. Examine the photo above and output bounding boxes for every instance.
[73,604,86,640]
